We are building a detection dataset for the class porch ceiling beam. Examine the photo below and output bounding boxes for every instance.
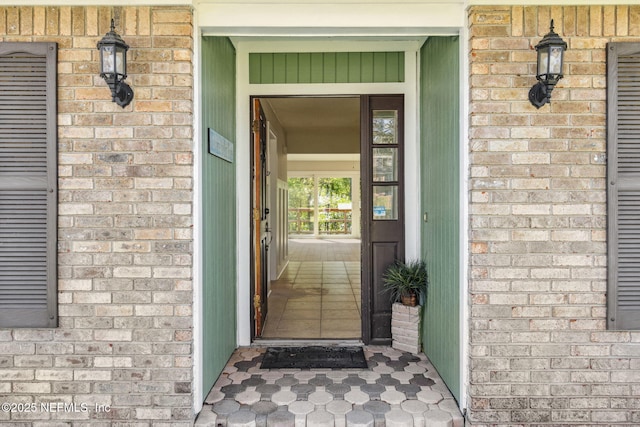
[198,2,464,35]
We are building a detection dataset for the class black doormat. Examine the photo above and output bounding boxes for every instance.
[261,346,368,369]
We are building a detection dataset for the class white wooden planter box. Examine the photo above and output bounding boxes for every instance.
[391,302,422,354]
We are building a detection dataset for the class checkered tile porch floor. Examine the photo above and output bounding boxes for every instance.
[196,346,464,427]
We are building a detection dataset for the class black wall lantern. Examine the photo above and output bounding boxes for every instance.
[97,19,133,108]
[529,19,567,109]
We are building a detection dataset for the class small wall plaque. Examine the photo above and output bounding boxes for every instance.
[208,128,234,163]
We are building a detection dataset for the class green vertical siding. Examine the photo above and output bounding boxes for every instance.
[201,37,237,393]
[420,36,460,401]
[249,52,404,84]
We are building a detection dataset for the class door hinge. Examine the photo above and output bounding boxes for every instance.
[252,119,260,133]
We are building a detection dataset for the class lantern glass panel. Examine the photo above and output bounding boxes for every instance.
[549,46,563,75]
[115,48,125,76]
[101,45,115,74]
[537,47,549,77]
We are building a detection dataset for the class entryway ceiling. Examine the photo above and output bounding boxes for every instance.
[263,97,360,154]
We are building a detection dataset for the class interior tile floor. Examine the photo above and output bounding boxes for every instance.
[262,239,362,339]
[262,261,361,339]
[196,346,464,427]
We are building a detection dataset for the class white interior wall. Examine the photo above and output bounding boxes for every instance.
[261,102,288,281]
[267,128,279,282]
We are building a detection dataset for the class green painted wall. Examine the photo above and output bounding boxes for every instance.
[420,36,460,401]
[249,52,404,84]
[201,36,237,393]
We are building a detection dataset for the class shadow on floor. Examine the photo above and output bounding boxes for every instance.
[262,260,361,339]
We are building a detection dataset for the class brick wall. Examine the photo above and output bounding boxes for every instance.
[469,5,640,425]
[0,6,194,424]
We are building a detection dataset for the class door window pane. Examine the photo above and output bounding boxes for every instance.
[373,147,397,182]
[372,110,398,145]
[372,185,397,220]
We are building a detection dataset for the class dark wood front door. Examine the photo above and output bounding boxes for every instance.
[361,95,405,345]
[251,98,269,337]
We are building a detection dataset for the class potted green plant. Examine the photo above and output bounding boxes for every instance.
[382,259,428,307]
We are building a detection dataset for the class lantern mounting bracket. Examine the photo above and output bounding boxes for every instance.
[528,81,548,109]
[114,81,134,108]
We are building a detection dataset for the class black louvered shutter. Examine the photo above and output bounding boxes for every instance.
[607,42,640,330]
[0,42,57,328]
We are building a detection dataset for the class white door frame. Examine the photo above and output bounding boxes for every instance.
[194,3,469,412]
[235,40,422,350]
